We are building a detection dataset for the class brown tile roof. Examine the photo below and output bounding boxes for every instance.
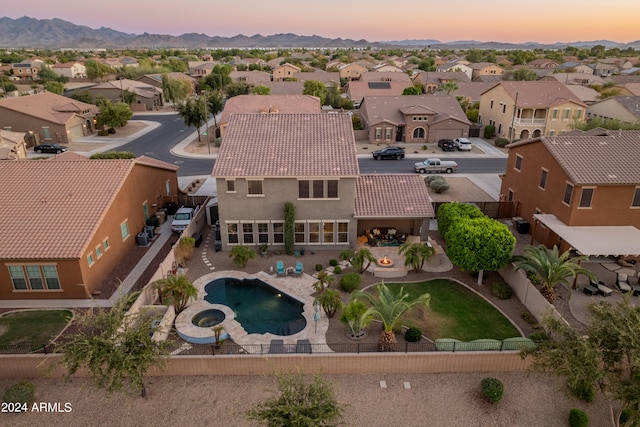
[213,113,359,178]
[509,131,640,185]
[292,71,340,84]
[0,92,98,124]
[355,174,434,218]
[360,72,412,83]
[485,81,587,108]
[260,81,304,96]
[229,71,271,84]
[360,95,471,127]
[347,80,412,101]
[220,95,321,124]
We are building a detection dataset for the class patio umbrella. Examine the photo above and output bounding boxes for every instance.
[314,300,320,333]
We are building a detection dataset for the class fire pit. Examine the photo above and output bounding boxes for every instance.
[378,256,394,268]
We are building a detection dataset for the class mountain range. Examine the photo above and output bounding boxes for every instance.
[1,16,639,50]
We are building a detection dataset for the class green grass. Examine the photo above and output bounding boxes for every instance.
[385,280,519,341]
[0,310,72,347]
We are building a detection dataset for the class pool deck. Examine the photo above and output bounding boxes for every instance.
[183,270,329,352]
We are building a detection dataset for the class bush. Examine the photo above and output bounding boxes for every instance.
[421,145,428,150]
[620,408,633,425]
[527,332,549,341]
[90,151,136,159]
[491,281,513,299]
[339,273,361,293]
[3,381,35,406]
[571,381,595,403]
[429,179,450,194]
[97,129,109,136]
[494,137,511,148]
[569,409,589,427]
[527,272,541,285]
[481,377,504,403]
[423,175,443,184]
[333,266,342,275]
[405,326,422,342]
[484,124,496,139]
[315,263,324,272]
[329,259,338,267]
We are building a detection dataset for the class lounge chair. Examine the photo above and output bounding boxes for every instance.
[293,261,303,276]
[617,273,632,293]
[583,280,599,296]
[295,339,312,354]
[268,339,284,354]
[276,261,286,277]
[597,282,613,297]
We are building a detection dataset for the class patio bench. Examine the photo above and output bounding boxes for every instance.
[583,284,598,296]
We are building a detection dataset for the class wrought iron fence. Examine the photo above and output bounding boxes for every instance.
[0,343,55,355]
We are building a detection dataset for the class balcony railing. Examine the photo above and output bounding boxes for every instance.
[513,118,546,126]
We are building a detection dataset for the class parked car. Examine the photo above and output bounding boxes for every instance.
[372,146,405,160]
[453,138,472,151]
[33,143,68,154]
[414,158,458,174]
[437,139,455,151]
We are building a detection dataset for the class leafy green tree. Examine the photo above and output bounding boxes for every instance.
[437,202,485,241]
[507,50,537,65]
[573,116,640,131]
[303,80,329,105]
[225,82,250,98]
[206,90,224,133]
[252,85,271,95]
[316,289,342,318]
[350,247,377,274]
[353,282,430,351]
[55,296,169,397]
[228,245,256,268]
[161,74,190,107]
[522,297,640,424]
[96,102,133,131]
[69,90,94,104]
[503,68,538,81]
[512,245,594,301]
[466,108,479,123]
[466,49,483,63]
[177,96,207,141]
[37,65,60,82]
[85,59,114,80]
[398,242,435,273]
[246,371,346,426]
[340,299,373,338]
[121,89,137,106]
[44,81,64,94]
[402,84,423,95]
[152,274,197,314]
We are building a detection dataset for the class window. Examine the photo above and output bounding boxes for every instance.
[87,253,95,267]
[323,222,335,243]
[313,180,324,198]
[103,238,110,252]
[272,222,284,244]
[502,104,506,114]
[8,265,60,291]
[247,180,263,195]
[95,245,102,259]
[298,180,309,198]
[549,130,555,137]
[490,100,494,109]
[375,127,382,140]
[257,223,269,243]
[413,128,425,138]
[327,181,338,198]
[575,109,582,119]
[632,188,640,207]
[497,123,502,134]
[552,109,558,119]
[308,222,320,243]
[563,183,574,205]
[514,155,523,171]
[42,266,60,289]
[226,180,235,193]
[579,188,594,208]
[142,202,149,220]
[227,223,239,244]
[166,180,171,196]
[8,266,27,290]
[120,220,130,240]
[337,222,349,243]
[564,109,570,120]
[385,128,392,140]
[507,189,514,202]
[539,169,548,190]
[242,223,254,244]
[42,127,51,139]
[295,222,305,243]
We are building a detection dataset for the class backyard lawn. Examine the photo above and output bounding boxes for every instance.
[386,280,520,341]
[0,310,72,348]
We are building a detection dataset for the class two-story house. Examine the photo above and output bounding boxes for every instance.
[478,81,587,140]
[272,63,302,81]
[500,130,640,253]
[587,96,640,125]
[469,63,505,80]
[85,79,163,111]
[212,113,433,251]
[51,62,87,79]
[359,95,471,144]
[11,59,44,81]
[411,71,471,94]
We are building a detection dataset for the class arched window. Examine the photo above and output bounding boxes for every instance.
[413,128,425,139]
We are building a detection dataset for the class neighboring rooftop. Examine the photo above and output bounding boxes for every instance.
[355,174,434,218]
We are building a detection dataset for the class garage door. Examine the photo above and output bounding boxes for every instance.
[68,124,84,142]
[430,129,464,142]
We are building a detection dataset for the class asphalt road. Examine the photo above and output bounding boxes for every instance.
[359,157,507,174]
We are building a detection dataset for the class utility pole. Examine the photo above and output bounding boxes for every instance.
[509,91,519,143]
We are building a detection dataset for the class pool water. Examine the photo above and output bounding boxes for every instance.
[204,277,306,336]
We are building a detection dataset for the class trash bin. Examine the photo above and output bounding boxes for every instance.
[156,209,166,225]
[515,220,530,234]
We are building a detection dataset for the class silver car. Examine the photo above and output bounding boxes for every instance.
[454,138,472,151]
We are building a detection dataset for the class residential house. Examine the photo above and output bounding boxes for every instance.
[360,72,412,84]
[292,71,341,87]
[609,83,640,96]
[85,79,163,111]
[212,113,433,251]
[272,63,301,81]
[437,61,474,80]
[218,94,321,137]
[359,95,471,143]
[326,60,346,70]
[0,92,99,145]
[0,130,27,159]
[594,62,619,77]
[587,96,640,124]
[526,59,559,69]
[372,64,404,73]
[539,73,607,87]
[11,59,44,81]
[346,80,412,108]
[188,61,217,78]
[51,62,87,79]
[260,81,304,96]
[469,63,505,80]
[338,63,368,81]
[558,62,594,74]
[478,81,587,140]
[229,71,272,85]
[0,154,179,300]
[450,82,495,105]
[499,131,640,251]
[135,72,197,95]
[564,85,600,105]
[411,71,471,94]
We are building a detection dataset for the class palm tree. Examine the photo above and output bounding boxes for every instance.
[153,274,197,314]
[316,289,342,318]
[350,248,377,274]
[513,245,595,302]
[353,282,430,352]
[440,81,459,95]
[228,245,256,268]
[312,271,337,294]
[398,242,435,273]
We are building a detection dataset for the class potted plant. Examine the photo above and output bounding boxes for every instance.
[259,243,269,257]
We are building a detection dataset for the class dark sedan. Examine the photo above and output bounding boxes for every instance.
[33,143,69,154]
[372,146,405,160]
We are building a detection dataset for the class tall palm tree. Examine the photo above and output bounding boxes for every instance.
[312,271,337,294]
[152,274,198,314]
[513,245,595,302]
[316,289,342,318]
[398,242,435,273]
[350,248,377,274]
[353,282,430,352]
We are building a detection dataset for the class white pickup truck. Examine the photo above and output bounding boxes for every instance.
[171,206,199,234]
[414,158,458,174]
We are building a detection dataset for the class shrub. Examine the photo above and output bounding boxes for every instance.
[424,174,444,184]
[520,311,538,325]
[429,179,450,194]
[527,332,549,341]
[329,259,338,267]
[571,381,595,403]
[494,137,510,148]
[569,409,589,427]
[97,129,109,136]
[339,273,361,293]
[484,124,496,139]
[333,266,342,275]
[421,145,428,150]
[3,381,35,406]
[527,272,541,285]
[491,281,513,299]
[481,377,504,403]
[620,408,633,425]
[315,263,324,272]
[405,326,423,342]
[90,151,136,159]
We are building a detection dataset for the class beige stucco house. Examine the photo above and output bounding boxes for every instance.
[587,96,640,124]
[0,130,27,159]
[272,63,301,81]
[85,79,163,111]
[51,62,87,79]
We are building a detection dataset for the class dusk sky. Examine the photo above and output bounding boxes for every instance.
[4,0,639,44]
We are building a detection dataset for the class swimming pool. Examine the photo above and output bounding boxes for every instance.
[204,277,306,336]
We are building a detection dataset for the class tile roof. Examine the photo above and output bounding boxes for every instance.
[260,81,304,96]
[292,71,340,83]
[360,72,412,83]
[213,113,359,178]
[510,131,640,185]
[0,156,178,260]
[612,96,640,117]
[347,80,412,101]
[0,92,98,124]
[360,95,471,127]
[487,81,587,108]
[220,95,320,124]
[355,174,434,218]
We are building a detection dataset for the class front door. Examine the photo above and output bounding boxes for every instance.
[396,126,404,141]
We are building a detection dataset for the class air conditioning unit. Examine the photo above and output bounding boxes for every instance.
[144,226,156,239]
[137,232,149,246]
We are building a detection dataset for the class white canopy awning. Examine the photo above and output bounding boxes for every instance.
[533,214,640,256]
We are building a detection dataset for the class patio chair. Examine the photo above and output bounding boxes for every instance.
[293,261,303,276]
[583,279,599,296]
[276,261,286,277]
[295,339,312,354]
[617,273,632,293]
[597,282,613,297]
[268,339,284,354]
